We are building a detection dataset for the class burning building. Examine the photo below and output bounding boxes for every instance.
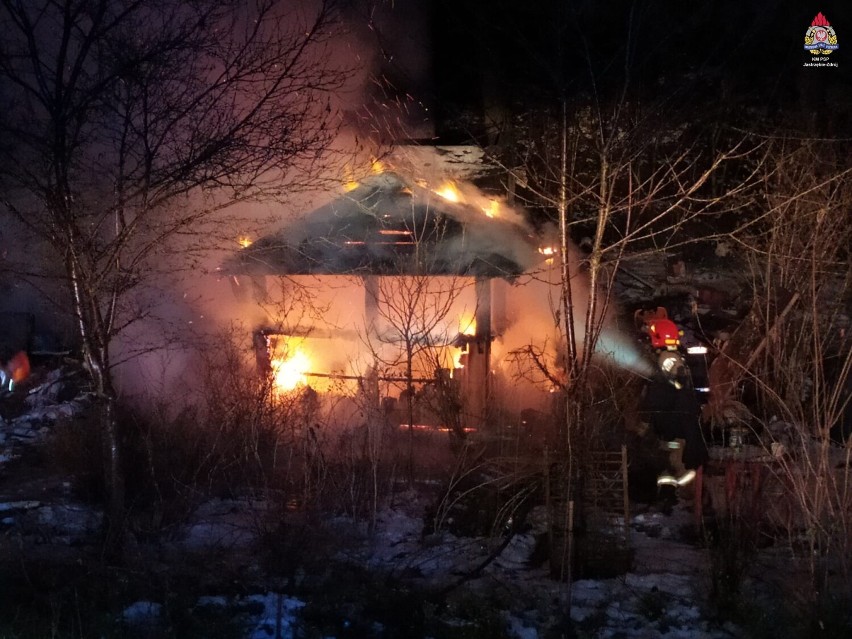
[219,166,554,431]
[218,156,652,435]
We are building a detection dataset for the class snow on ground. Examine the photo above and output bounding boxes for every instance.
[327,492,740,639]
[1,365,744,638]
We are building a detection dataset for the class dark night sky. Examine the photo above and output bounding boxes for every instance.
[365,1,852,140]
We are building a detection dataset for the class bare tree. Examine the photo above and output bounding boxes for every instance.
[366,272,470,478]
[716,138,852,614]
[0,0,346,552]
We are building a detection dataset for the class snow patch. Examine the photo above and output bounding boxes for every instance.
[242,593,305,639]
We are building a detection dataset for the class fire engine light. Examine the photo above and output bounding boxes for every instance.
[695,387,710,393]
[686,346,708,355]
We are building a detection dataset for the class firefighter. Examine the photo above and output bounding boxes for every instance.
[634,305,707,487]
[640,356,708,488]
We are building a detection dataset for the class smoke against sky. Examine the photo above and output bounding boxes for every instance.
[0,0,665,407]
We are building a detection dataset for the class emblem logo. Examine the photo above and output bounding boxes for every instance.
[804,12,838,55]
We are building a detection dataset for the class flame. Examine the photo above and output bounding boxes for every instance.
[538,246,556,256]
[453,349,465,369]
[342,163,359,191]
[239,236,252,248]
[435,182,462,203]
[459,313,476,336]
[271,341,312,391]
[483,200,500,218]
[371,157,385,174]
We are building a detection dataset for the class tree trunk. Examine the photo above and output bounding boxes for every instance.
[68,255,126,559]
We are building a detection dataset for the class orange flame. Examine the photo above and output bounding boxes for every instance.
[435,182,462,203]
[342,163,359,191]
[239,236,252,248]
[483,200,500,218]
[453,349,465,369]
[459,313,476,336]
[452,314,476,369]
[271,340,312,392]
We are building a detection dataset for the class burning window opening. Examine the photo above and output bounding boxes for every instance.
[271,342,312,392]
[255,326,471,394]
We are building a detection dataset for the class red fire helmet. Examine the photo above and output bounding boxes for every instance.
[645,318,681,350]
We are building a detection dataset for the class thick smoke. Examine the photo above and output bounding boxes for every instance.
[9,1,654,409]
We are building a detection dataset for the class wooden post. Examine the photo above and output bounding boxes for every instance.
[462,277,492,430]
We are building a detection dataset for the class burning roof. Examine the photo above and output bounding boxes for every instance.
[221,172,540,279]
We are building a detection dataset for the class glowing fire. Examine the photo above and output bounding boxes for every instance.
[459,314,476,336]
[538,246,556,256]
[271,345,312,392]
[453,349,465,369]
[452,314,476,369]
[371,157,385,174]
[435,182,462,203]
[342,163,359,191]
[239,236,253,248]
[482,200,500,218]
